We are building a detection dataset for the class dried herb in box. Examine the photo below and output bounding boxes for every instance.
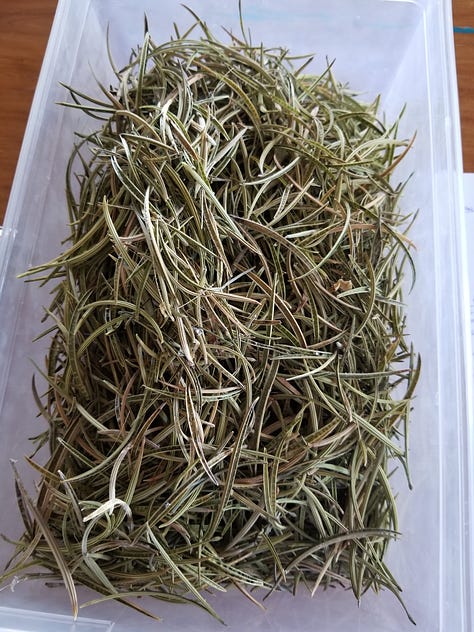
[1,11,420,624]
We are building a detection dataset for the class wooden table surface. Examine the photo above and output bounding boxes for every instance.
[0,1,473,222]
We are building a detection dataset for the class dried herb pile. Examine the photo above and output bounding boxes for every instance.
[3,14,420,624]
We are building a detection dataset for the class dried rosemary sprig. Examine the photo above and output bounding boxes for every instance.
[2,13,419,624]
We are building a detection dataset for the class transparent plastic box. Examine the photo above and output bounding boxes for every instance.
[0,0,472,631]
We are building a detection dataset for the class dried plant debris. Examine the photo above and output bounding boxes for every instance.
[2,11,420,624]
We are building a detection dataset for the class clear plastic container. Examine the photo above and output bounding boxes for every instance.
[0,1,471,631]
[0,606,113,632]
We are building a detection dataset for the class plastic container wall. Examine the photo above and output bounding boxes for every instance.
[0,607,113,632]
[0,1,471,631]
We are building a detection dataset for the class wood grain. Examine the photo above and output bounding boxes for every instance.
[0,0,57,221]
[0,1,473,222]
[453,0,474,171]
